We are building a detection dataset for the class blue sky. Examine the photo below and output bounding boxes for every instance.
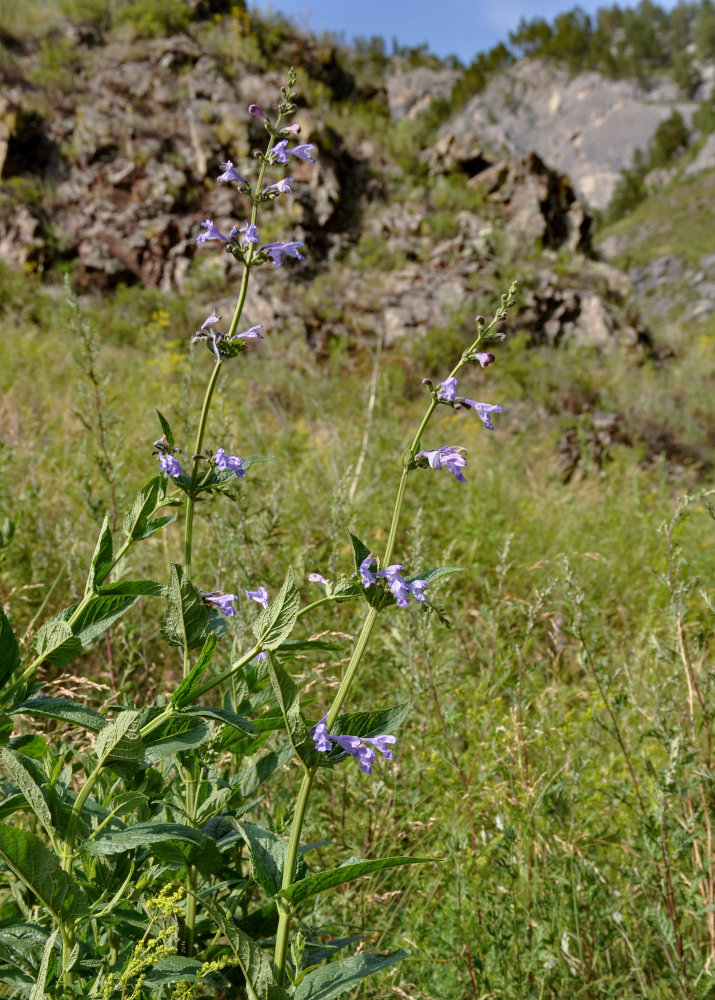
[248,0,680,64]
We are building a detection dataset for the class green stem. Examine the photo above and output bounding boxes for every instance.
[183,757,200,955]
[61,764,104,872]
[273,766,315,982]
[183,359,224,579]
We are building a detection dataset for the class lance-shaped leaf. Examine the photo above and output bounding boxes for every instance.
[161,564,209,649]
[0,924,51,977]
[172,633,217,708]
[347,531,371,574]
[235,743,294,797]
[276,855,431,906]
[10,695,105,732]
[407,566,462,587]
[85,515,113,594]
[143,955,226,989]
[29,927,58,1000]
[0,748,55,842]
[200,896,289,1000]
[155,409,174,451]
[98,579,165,597]
[95,710,144,772]
[252,569,300,650]
[267,656,318,767]
[293,951,407,1000]
[122,476,166,540]
[0,826,88,920]
[235,820,289,896]
[183,705,256,735]
[84,821,205,856]
[65,594,140,646]
[31,620,82,669]
[143,716,212,764]
[0,605,20,688]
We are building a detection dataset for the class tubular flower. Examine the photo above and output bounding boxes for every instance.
[158,453,184,478]
[217,160,249,185]
[308,572,328,585]
[459,399,503,431]
[473,352,495,368]
[359,553,377,587]
[415,446,467,483]
[196,219,231,245]
[311,716,397,774]
[264,177,294,196]
[214,448,245,478]
[271,140,316,164]
[245,586,269,609]
[437,376,458,402]
[262,241,305,266]
[375,564,428,607]
[203,592,239,616]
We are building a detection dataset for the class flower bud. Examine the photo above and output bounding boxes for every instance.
[248,104,266,118]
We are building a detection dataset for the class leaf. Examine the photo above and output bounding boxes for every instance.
[32,619,82,668]
[172,634,217,708]
[29,928,58,1000]
[275,638,343,654]
[0,605,20,688]
[95,710,144,772]
[408,566,463,587]
[276,856,431,906]
[293,951,407,1000]
[84,822,206,856]
[267,656,317,767]
[347,532,371,574]
[0,924,51,976]
[200,896,289,1000]
[66,594,139,646]
[327,578,362,603]
[183,705,256,735]
[236,743,294,797]
[143,716,212,764]
[140,513,177,540]
[334,704,410,739]
[86,515,113,593]
[143,955,225,988]
[122,476,166,540]
[252,568,300,650]
[161,564,210,650]
[10,696,106,732]
[235,820,288,896]
[155,409,174,451]
[0,748,54,842]
[98,579,165,597]
[0,826,88,920]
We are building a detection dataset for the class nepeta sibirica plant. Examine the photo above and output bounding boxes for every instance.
[0,69,517,1000]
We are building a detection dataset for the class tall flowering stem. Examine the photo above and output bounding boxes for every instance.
[273,284,518,983]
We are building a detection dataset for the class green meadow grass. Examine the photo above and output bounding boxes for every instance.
[1,253,713,998]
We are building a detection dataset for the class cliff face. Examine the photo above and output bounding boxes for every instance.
[0,19,710,355]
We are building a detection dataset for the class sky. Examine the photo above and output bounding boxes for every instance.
[248,0,681,65]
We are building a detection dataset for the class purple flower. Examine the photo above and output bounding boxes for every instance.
[416,446,467,483]
[474,352,495,368]
[282,123,301,135]
[244,223,259,244]
[408,579,429,603]
[375,564,412,607]
[217,160,249,185]
[262,241,305,267]
[264,177,294,196]
[271,140,289,164]
[438,377,458,402]
[214,447,245,478]
[196,219,231,245]
[460,399,503,431]
[256,651,267,661]
[359,553,376,587]
[201,309,221,330]
[309,572,328,585]
[311,716,397,775]
[245,586,269,609]
[204,592,239,616]
[158,453,184,478]
[231,325,263,341]
[248,104,266,118]
[287,143,316,162]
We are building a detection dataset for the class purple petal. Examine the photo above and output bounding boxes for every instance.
[460,399,503,431]
[359,553,376,587]
[245,586,269,609]
[217,160,249,185]
[214,448,245,478]
[196,219,231,245]
[204,592,239,616]
[158,454,184,477]
[438,377,458,402]
[309,572,328,585]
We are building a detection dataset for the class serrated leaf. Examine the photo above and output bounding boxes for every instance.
[95,710,144,772]
[0,924,51,976]
[138,513,177,540]
[267,656,317,767]
[0,605,21,688]
[172,634,217,708]
[32,620,82,668]
[10,696,105,732]
[236,743,294,797]
[155,409,174,451]
[334,704,410,739]
[235,820,289,896]
[98,579,165,597]
[29,927,58,1000]
[183,705,256,735]
[0,748,54,841]
[0,826,88,920]
[408,566,462,586]
[161,564,210,650]
[122,476,165,540]
[347,532,371,574]
[84,822,205,856]
[86,515,113,593]
[276,856,430,906]
[143,954,225,987]
[66,594,139,646]
[252,569,300,650]
[328,578,363,603]
[275,638,343,654]
[200,896,289,1000]
[143,716,212,763]
[293,951,407,1000]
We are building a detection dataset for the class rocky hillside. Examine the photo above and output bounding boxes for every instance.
[0,2,714,360]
